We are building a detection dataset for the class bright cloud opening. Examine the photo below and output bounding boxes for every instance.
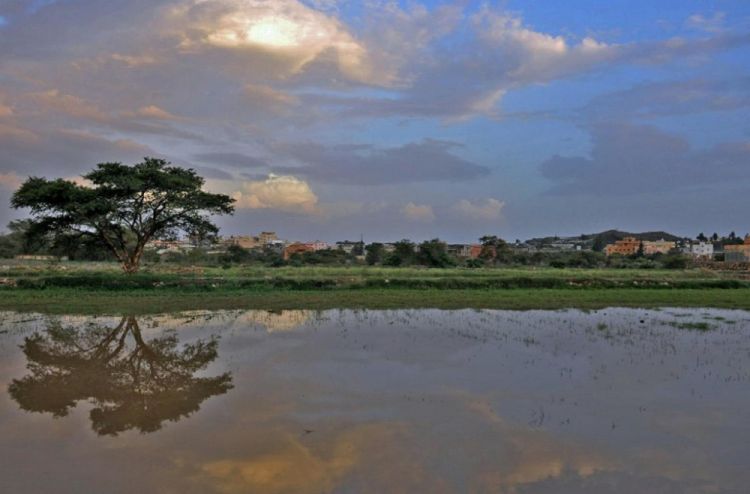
[232,174,319,214]
[402,202,435,222]
[454,198,505,220]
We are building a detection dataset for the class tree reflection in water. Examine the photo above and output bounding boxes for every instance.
[8,315,233,436]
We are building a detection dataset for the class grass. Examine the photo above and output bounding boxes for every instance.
[1,262,748,290]
[1,287,750,315]
[0,261,748,314]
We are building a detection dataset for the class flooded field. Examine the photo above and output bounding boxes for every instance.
[1,308,749,493]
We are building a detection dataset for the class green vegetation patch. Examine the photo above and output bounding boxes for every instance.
[668,321,714,331]
[2,288,750,315]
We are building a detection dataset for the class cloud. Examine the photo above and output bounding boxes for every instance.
[453,198,505,221]
[0,172,22,191]
[243,84,298,110]
[540,123,750,195]
[26,89,109,122]
[305,7,616,120]
[194,152,268,169]
[0,125,153,177]
[109,53,158,67]
[0,96,12,117]
[305,7,750,121]
[167,0,374,83]
[581,77,750,121]
[133,105,180,120]
[231,174,319,213]
[274,139,490,185]
[686,12,726,33]
[402,202,434,222]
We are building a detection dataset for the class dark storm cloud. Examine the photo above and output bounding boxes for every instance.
[540,123,750,195]
[272,139,491,185]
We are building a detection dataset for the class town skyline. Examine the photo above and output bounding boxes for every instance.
[1,1,749,242]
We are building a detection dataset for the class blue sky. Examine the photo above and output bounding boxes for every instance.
[0,0,749,242]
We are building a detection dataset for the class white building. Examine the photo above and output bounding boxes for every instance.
[309,241,330,251]
[690,242,714,258]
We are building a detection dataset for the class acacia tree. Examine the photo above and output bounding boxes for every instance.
[11,158,235,273]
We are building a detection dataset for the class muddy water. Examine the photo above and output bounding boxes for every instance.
[0,308,749,493]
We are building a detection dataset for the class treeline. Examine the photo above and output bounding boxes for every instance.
[154,237,689,270]
[1,222,690,269]
[0,220,116,261]
[696,231,748,246]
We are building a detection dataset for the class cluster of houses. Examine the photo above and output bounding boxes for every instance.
[604,237,677,256]
[724,237,750,262]
[603,235,750,262]
[145,231,750,263]
[145,234,488,261]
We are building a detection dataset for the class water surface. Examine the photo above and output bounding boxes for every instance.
[1,308,749,493]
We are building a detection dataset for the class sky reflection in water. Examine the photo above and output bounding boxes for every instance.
[1,308,749,493]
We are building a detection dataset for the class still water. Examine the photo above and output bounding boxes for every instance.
[0,308,749,493]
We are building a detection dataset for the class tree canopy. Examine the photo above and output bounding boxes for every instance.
[11,158,235,272]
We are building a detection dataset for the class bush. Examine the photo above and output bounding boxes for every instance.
[661,254,689,270]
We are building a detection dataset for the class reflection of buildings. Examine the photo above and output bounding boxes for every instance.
[725,236,750,262]
[236,310,316,332]
[8,315,232,436]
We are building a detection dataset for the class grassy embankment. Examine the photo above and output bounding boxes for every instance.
[1,261,749,314]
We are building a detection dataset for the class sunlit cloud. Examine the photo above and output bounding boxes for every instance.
[132,105,181,121]
[26,89,109,122]
[231,174,319,214]
[0,98,12,117]
[453,198,505,221]
[402,202,435,222]
[169,0,374,82]
[0,172,23,191]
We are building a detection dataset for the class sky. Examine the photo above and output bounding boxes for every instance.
[0,0,749,243]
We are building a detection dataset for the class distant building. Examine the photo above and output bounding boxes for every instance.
[258,231,278,245]
[604,237,641,256]
[14,255,68,261]
[643,239,676,255]
[219,232,284,250]
[446,244,482,259]
[689,242,714,258]
[308,241,330,251]
[447,244,483,259]
[604,237,675,256]
[382,243,397,253]
[512,242,537,252]
[725,236,750,262]
[336,241,363,255]
[224,235,259,249]
[546,242,580,252]
[145,239,195,254]
[283,242,316,260]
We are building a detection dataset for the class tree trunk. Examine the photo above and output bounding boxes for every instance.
[121,261,139,274]
[121,245,145,274]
